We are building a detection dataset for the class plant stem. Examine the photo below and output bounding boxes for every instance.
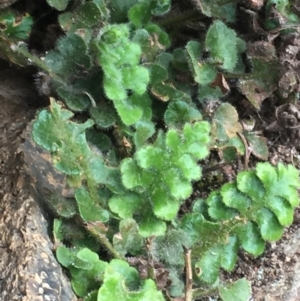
[13,44,64,84]
[85,223,125,261]
[97,232,125,260]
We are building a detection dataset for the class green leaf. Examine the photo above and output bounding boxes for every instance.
[172,48,189,71]
[136,146,165,169]
[109,0,138,23]
[220,183,251,213]
[152,189,180,220]
[165,172,193,200]
[219,278,251,301]
[138,215,166,237]
[275,163,300,206]
[234,222,265,256]
[76,2,103,27]
[49,194,77,218]
[108,259,140,288]
[166,129,181,153]
[256,162,300,207]
[59,0,108,32]
[198,85,223,102]
[122,65,150,94]
[180,212,222,247]
[145,23,170,48]
[98,273,164,301]
[64,247,107,296]
[76,248,99,265]
[109,193,144,219]
[245,133,268,160]
[86,156,109,183]
[56,246,76,268]
[205,20,239,71]
[256,208,284,241]
[151,81,185,102]
[199,0,237,23]
[168,267,185,297]
[120,43,143,66]
[265,196,294,226]
[277,162,300,188]
[164,100,202,126]
[163,167,191,195]
[220,236,239,271]
[207,192,237,221]
[130,93,152,118]
[57,33,91,68]
[55,85,90,111]
[89,105,117,128]
[121,159,143,189]
[0,13,33,40]
[239,53,279,109]
[256,164,278,192]
[113,218,144,256]
[33,99,119,188]
[128,3,151,27]
[134,121,155,149]
[157,52,173,69]
[46,0,69,10]
[178,154,201,181]
[86,131,111,152]
[32,110,64,152]
[151,0,171,16]
[182,121,210,158]
[236,171,265,202]
[100,24,130,45]
[149,63,168,84]
[103,77,127,101]
[114,99,143,125]
[196,245,221,283]
[186,40,217,85]
[212,103,242,141]
[75,187,109,222]
[150,229,186,266]
[83,290,98,301]
[71,270,95,297]
[53,219,64,241]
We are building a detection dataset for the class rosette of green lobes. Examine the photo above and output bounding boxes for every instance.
[207,162,300,256]
[109,122,211,236]
[180,163,300,284]
[97,24,150,126]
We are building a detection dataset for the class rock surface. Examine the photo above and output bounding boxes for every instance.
[0,64,76,301]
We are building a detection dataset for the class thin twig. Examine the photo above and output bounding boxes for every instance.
[84,222,125,261]
[237,132,250,170]
[185,249,193,301]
